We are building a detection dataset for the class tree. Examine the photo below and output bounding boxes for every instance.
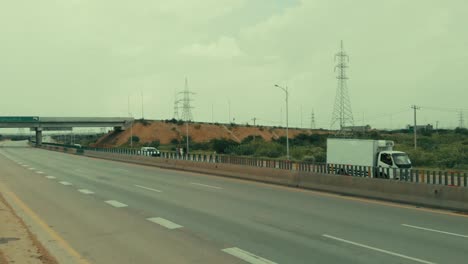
[130,136,140,143]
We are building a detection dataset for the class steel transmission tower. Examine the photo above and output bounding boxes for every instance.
[179,77,194,121]
[310,109,316,129]
[331,40,354,130]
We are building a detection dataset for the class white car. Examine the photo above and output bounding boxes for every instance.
[140,147,161,157]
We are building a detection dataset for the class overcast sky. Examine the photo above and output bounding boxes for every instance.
[0,0,467,130]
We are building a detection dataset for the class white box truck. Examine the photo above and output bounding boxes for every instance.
[326,138,412,179]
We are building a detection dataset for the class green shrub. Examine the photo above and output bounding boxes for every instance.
[254,142,284,158]
[210,138,238,154]
[148,140,160,148]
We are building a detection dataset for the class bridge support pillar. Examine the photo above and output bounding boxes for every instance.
[35,128,42,146]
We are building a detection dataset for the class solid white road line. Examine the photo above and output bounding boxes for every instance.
[147,217,183,229]
[134,184,162,193]
[322,234,436,264]
[45,176,56,179]
[402,224,468,238]
[105,200,128,208]
[59,181,73,186]
[222,247,277,264]
[78,189,94,195]
[190,182,223,189]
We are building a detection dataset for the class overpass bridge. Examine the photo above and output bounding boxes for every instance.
[0,116,134,145]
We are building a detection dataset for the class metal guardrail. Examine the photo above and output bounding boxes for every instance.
[39,142,468,188]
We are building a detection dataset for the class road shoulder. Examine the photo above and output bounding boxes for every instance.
[0,191,57,264]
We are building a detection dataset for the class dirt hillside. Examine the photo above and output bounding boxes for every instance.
[94,120,329,147]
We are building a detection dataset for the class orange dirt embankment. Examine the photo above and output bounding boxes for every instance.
[94,120,329,147]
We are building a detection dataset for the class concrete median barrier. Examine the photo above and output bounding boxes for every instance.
[38,146,468,212]
[83,151,300,187]
[297,173,468,212]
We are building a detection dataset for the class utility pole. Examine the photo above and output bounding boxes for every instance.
[140,91,144,119]
[211,104,214,123]
[300,105,303,128]
[128,95,133,148]
[311,109,316,129]
[459,110,465,128]
[228,100,231,124]
[251,117,257,126]
[411,105,420,149]
[275,84,290,160]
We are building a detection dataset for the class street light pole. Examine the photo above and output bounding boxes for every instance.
[128,95,133,148]
[275,84,290,160]
[186,121,189,155]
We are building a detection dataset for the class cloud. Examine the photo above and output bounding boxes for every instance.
[179,36,243,59]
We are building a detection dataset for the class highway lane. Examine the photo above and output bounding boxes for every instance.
[1,141,468,264]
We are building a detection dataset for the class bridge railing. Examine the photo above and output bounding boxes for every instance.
[38,142,468,188]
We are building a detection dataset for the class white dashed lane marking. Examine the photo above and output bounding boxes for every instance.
[222,247,277,264]
[105,200,128,208]
[190,182,223,190]
[59,181,73,186]
[45,176,56,179]
[147,217,183,229]
[78,189,94,195]
[135,184,162,193]
[402,224,468,238]
[36,171,45,174]
[322,234,436,264]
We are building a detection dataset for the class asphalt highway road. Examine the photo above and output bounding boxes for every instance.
[0,141,467,264]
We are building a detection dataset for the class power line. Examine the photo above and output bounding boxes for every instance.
[331,40,354,131]
[459,110,465,128]
[420,106,468,112]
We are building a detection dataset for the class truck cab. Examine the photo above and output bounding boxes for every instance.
[377,151,412,178]
[378,151,412,169]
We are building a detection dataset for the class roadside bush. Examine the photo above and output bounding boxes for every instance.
[254,142,283,158]
[210,138,238,154]
[191,142,211,151]
[241,135,264,144]
[130,136,140,143]
[148,140,160,148]
[227,144,256,156]
[455,127,468,135]
[138,119,151,126]
[166,118,178,124]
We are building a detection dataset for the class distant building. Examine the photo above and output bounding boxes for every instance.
[406,124,433,131]
[342,125,371,132]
